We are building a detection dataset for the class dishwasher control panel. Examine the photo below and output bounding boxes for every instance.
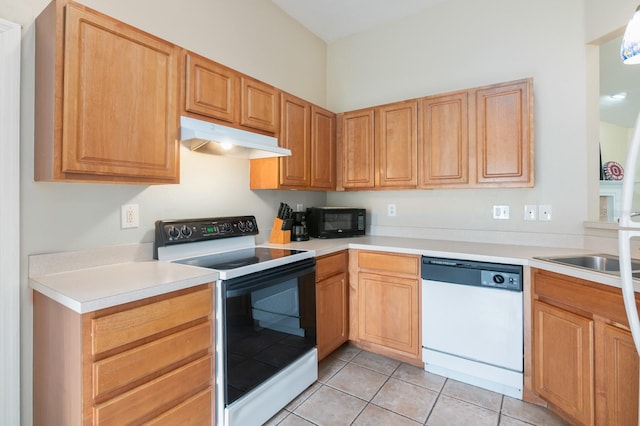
[480,270,521,291]
[422,256,523,292]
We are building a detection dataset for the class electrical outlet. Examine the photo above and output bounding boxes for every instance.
[121,204,139,229]
[492,205,510,220]
[524,204,537,221]
[538,204,552,221]
[387,204,396,217]
[296,203,304,212]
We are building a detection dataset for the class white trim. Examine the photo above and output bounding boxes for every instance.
[0,17,21,426]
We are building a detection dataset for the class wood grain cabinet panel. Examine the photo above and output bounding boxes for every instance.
[351,251,421,364]
[316,251,349,360]
[418,91,469,187]
[339,108,376,189]
[310,105,337,190]
[279,92,311,187]
[375,101,418,188]
[475,79,533,186]
[533,301,594,426]
[250,95,336,191]
[241,76,280,134]
[35,0,180,184]
[184,51,237,123]
[598,323,639,426]
[144,387,213,426]
[33,284,214,426]
[532,269,640,425]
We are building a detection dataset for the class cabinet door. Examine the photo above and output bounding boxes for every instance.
[376,101,417,188]
[418,92,469,187]
[598,323,639,426]
[358,272,420,358]
[279,93,311,188]
[310,106,336,190]
[316,272,349,361]
[533,301,594,425]
[475,79,533,186]
[340,109,375,189]
[61,3,179,182]
[240,76,279,134]
[184,51,237,123]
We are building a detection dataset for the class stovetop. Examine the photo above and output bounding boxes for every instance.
[173,247,306,270]
[154,215,314,279]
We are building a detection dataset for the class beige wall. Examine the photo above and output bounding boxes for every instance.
[326,0,605,245]
[0,1,327,424]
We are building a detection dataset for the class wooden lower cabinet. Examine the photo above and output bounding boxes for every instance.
[533,300,594,425]
[33,284,214,425]
[532,269,640,425]
[316,251,349,360]
[351,250,421,365]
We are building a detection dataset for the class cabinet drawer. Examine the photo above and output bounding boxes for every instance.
[316,251,347,281]
[357,251,419,276]
[92,287,212,355]
[93,321,211,399]
[94,355,212,426]
[145,387,212,426]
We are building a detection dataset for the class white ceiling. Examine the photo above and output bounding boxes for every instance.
[271,0,447,43]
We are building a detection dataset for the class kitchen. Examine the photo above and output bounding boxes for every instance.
[0,0,638,425]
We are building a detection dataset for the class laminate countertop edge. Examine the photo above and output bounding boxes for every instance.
[30,235,640,313]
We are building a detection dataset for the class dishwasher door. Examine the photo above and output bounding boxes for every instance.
[422,277,523,398]
[422,279,523,370]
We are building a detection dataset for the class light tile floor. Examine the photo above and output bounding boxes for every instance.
[265,344,569,426]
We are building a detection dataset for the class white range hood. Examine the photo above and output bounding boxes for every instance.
[180,116,291,159]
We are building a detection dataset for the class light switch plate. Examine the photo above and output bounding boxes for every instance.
[524,204,537,221]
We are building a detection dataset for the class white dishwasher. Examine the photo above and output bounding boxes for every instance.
[421,256,523,399]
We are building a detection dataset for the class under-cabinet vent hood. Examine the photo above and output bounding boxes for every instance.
[180,116,291,159]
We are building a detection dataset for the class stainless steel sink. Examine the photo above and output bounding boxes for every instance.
[536,253,640,275]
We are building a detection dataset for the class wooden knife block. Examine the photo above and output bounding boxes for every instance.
[268,218,291,244]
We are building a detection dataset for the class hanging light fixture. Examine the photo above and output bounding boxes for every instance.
[622,5,640,63]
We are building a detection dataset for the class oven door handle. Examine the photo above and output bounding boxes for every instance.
[224,259,315,298]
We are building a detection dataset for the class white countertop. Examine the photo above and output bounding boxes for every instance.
[29,261,217,314]
[30,235,638,314]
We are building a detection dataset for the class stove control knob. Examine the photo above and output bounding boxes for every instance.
[238,221,246,231]
[167,226,180,239]
[493,274,505,284]
[222,223,232,233]
[246,220,254,232]
[180,226,193,238]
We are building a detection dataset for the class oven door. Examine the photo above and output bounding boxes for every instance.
[221,258,316,407]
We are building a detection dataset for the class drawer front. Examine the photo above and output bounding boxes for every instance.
[145,387,212,426]
[357,251,419,276]
[92,287,212,355]
[93,321,211,399]
[316,251,347,281]
[94,355,212,426]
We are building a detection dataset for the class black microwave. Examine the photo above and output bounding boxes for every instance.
[306,207,366,238]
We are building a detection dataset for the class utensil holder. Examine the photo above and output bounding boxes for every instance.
[269,218,291,244]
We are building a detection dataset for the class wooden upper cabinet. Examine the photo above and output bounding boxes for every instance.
[310,105,337,190]
[475,79,533,186]
[279,92,311,188]
[249,96,336,191]
[376,101,418,188]
[418,91,469,188]
[339,109,376,190]
[240,76,280,134]
[35,0,180,184]
[183,51,237,123]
